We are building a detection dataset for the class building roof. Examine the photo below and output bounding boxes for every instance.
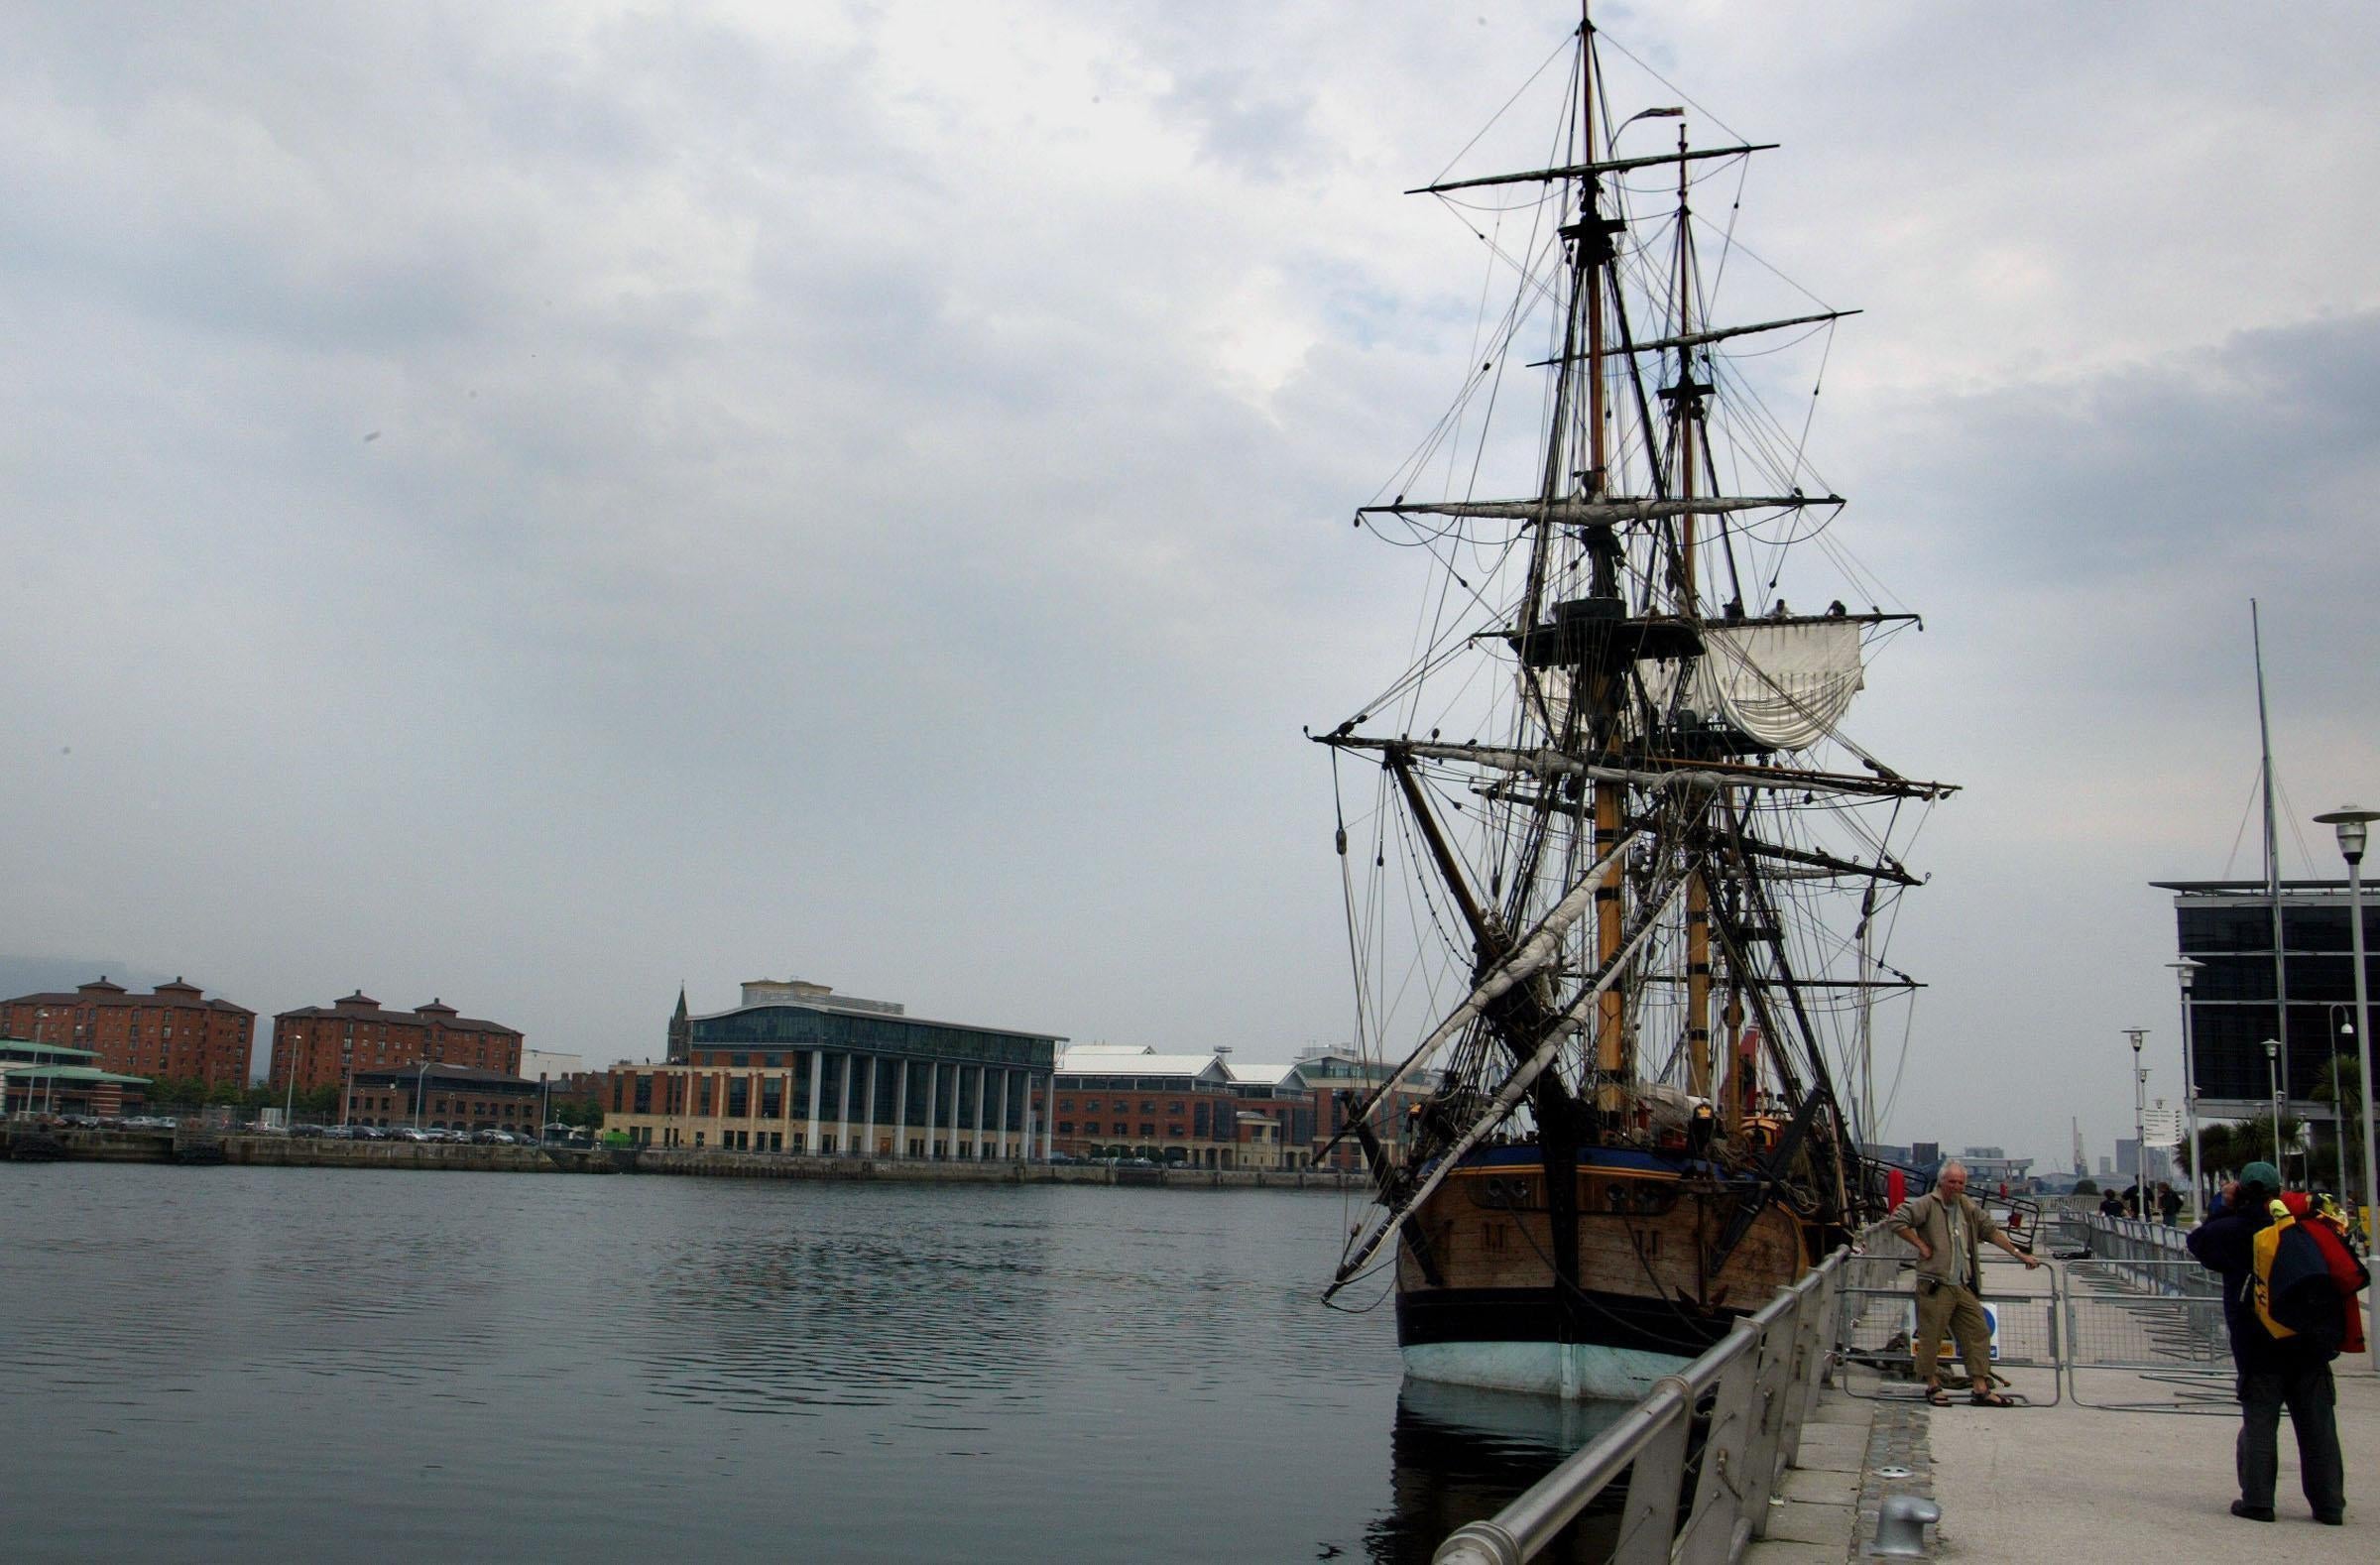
[3,976,254,1016]
[692,990,1062,1044]
[276,996,521,1034]
[0,1039,102,1064]
[2151,880,2353,895]
[0,1063,151,1085]
[1224,1060,1301,1087]
[350,1062,536,1088]
[1057,1048,1230,1083]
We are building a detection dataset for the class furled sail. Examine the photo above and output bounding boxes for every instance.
[1639,620,1865,750]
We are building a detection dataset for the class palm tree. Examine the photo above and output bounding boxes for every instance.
[2173,1122,2236,1182]
[2226,1112,2310,1184]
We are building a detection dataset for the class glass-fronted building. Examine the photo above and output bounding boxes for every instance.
[2161,880,2378,1114]
[608,979,1062,1157]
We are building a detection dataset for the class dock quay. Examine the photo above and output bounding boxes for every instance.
[0,1122,1368,1190]
[1435,1211,2377,1562]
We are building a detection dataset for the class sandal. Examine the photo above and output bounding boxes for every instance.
[1925,1386,1953,1405]
[1969,1389,2018,1407]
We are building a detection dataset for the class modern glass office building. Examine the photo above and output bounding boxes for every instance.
[610,979,1062,1156]
[2161,880,2378,1114]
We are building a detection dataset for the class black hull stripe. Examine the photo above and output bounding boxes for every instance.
[1397,1285,1741,1360]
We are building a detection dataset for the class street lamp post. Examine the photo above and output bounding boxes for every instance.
[2325,1004,2355,1205]
[2264,1038,2284,1172]
[2313,807,2378,1302]
[413,1059,432,1130]
[2126,1027,2148,1221]
[2171,960,2204,1212]
[283,1026,298,1130]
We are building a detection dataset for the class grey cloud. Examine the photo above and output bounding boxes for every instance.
[3,2,2375,1154]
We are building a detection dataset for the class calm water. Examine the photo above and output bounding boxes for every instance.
[0,1166,1617,1562]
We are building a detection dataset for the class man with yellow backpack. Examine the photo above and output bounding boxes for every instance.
[2188,1159,2369,1525]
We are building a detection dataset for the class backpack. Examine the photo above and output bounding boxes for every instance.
[2252,1198,2362,1354]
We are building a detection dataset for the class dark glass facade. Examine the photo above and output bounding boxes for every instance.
[690,1005,1055,1069]
[2171,888,2379,1105]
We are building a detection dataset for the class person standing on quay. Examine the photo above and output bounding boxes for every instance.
[1890,1159,2042,1405]
[2187,1160,2363,1525]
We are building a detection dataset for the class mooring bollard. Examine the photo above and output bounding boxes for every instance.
[1868,1493,1939,1559]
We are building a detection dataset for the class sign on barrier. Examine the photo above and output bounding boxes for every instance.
[1904,1299,2000,1360]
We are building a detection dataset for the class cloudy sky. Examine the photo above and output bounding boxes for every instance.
[5,1,2375,1168]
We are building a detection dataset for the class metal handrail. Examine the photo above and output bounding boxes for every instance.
[1433,1244,1847,1565]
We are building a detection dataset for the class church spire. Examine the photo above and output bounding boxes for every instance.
[667,983,691,1063]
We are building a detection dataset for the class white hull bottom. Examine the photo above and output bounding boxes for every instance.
[1403,1340,1693,1402]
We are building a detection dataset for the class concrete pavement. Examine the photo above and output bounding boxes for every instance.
[1928,1363,2379,1561]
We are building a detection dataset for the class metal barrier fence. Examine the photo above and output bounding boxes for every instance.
[1836,1252,2065,1406]
[1433,1246,1845,1565]
[2061,1254,2235,1413]
[1846,1215,2236,1415]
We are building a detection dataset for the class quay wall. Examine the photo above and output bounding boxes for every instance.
[0,1125,1368,1191]
[631,1147,1366,1191]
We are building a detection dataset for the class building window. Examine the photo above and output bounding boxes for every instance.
[1139,1124,1155,1138]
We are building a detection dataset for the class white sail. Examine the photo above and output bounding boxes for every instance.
[1637,620,1865,750]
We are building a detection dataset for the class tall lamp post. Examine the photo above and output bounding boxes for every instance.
[2264,1038,2284,1172]
[413,1059,433,1130]
[2313,807,2378,1294]
[2126,1027,2148,1221]
[2170,959,2204,1212]
[2325,1004,2354,1205]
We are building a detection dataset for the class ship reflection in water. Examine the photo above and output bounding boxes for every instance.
[1368,1381,1630,1563]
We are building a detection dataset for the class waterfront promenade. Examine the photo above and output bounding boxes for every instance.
[1483,1217,2380,1563]
[1821,1227,2380,1562]
[1929,1361,2378,1560]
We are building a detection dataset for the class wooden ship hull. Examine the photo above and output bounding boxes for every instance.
[1394,1145,1823,1400]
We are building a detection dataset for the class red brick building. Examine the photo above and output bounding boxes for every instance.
[273,992,524,1094]
[0,977,256,1090]
[343,1063,544,1132]
[1034,1049,1246,1167]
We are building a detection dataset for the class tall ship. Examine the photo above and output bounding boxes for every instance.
[1316,5,1955,1400]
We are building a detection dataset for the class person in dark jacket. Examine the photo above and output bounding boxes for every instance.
[2157,1182,2183,1226]
[2187,1161,2346,1525]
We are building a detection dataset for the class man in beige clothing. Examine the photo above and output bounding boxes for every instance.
[1889,1159,2041,1404]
